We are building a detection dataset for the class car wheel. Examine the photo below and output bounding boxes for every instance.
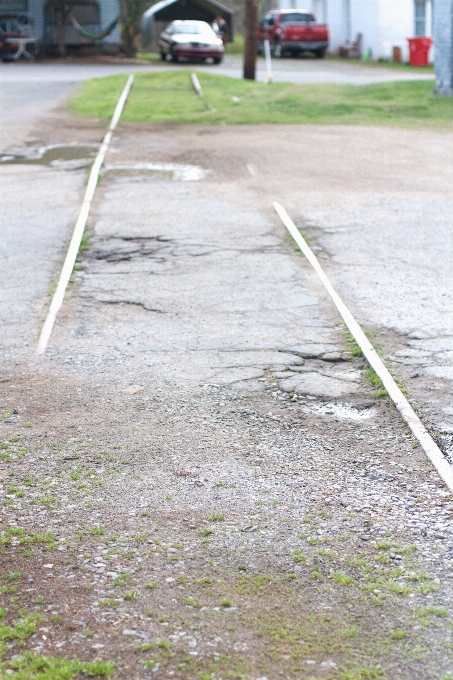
[160,51,166,61]
[213,56,223,64]
[314,48,325,58]
[274,41,282,58]
[171,51,178,63]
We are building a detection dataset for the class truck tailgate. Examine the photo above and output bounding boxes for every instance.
[284,24,328,42]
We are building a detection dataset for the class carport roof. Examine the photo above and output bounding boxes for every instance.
[142,0,234,39]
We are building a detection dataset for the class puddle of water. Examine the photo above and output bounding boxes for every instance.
[0,144,97,166]
[304,402,377,420]
[102,163,208,182]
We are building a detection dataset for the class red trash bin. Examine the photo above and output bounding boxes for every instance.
[407,37,432,66]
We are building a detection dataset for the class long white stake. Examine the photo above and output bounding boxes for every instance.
[37,73,135,355]
[264,39,272,83]
[273,201,453,494]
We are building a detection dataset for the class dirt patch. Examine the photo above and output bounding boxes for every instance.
[1,367,453,679]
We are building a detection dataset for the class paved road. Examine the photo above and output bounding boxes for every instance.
[2,97,453,680]
[0,56,434,87]
[263,125,453,442]
[1,54,453,680]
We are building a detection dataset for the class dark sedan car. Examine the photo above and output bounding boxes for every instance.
[158,20,224,64]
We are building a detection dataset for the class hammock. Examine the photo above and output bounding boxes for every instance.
[69,14,119,41]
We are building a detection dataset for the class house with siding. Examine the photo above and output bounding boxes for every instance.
[0,0,120,52]
[278,0,433,62]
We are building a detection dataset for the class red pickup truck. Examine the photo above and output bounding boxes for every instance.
[257,9,329,58]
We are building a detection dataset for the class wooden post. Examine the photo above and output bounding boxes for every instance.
[243,0,259,80]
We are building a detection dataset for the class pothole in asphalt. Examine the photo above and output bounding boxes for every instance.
[303,401,377,420]
[0,144,98,168]
[102,163,209,181]
[91,236,171,263]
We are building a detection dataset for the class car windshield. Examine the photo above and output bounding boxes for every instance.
[169,22,213,35]
[280,12,314,22]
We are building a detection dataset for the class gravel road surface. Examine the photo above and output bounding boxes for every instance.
[0,78,452,680]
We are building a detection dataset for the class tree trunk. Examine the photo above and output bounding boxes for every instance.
[121,24,137,58]
[55,2,67,58]
[120,0,145,57]
[243,0,258,80]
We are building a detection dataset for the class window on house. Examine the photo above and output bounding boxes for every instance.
[414,0,426,35]
[0,0,28,10]
[45,1,100,26]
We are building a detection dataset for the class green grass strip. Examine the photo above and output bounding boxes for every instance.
[68,71,453,130]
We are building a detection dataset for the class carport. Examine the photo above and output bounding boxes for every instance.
[142,0,234,46]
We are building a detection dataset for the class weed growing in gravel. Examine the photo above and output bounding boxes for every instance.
[157,640,171,650]
[391,629,407,639]
[113,572,131,587]
[418,582,439,595]
[200,527,213,537]
[418,606,447,619]
[100,598,120,607]
[330,571,354,586]
[310,565,323,580]
[89,525,105,536]
[0,610,114,678]
[346,330,363,357]
[307,536,323,546]
[293,548,307,565]
[184,596,201,608]
[364,366,388,398]
[209,513,224,521]
[0,653,113,678]
[124,590,137,600]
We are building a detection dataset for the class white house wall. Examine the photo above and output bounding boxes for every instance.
[378,0,414,62]
[281,0,434,61]
[325,0,345,51]
[350,0,379,56]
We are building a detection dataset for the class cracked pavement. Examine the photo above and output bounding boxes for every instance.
[1,91,453,680]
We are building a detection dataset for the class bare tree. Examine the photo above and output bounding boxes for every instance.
[243,0,258,79]
[119,0,147,57]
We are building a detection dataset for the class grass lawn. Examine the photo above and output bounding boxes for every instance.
[68,70,453,129]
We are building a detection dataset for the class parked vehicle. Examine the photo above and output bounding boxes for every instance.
[158,20,224,64]
[257,10,329,58]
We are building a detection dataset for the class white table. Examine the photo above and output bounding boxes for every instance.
[6,37,36,60]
